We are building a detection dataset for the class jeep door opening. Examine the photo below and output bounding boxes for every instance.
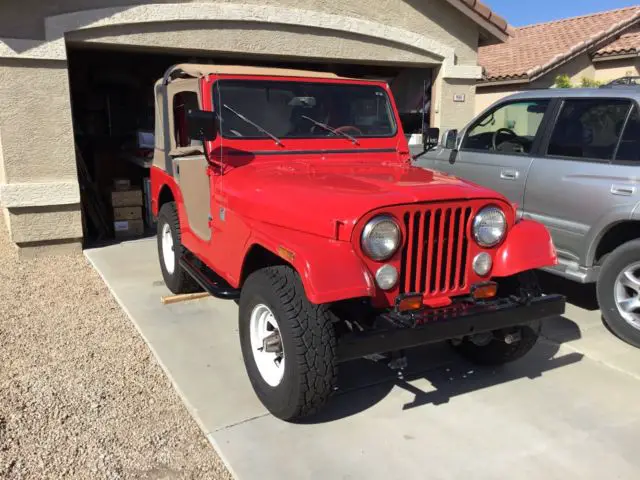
[151,64,565,421]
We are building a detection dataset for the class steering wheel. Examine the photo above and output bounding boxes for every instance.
[334,125,363,136]
[492,128,520,151]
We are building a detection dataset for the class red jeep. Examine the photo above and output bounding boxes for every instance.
[151,64,564,421]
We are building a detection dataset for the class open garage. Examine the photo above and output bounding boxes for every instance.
[0,1,510,250]
[66,46,436,242]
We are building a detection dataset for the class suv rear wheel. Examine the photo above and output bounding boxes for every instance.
[597,239,640,348]
[157,202,200,294]
[239,266,337,421]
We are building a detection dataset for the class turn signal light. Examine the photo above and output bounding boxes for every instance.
[471,282,498,300]
[397,294,423,312]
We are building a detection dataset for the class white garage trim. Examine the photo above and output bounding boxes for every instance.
[0,181,80,208]
[0,3,481,79]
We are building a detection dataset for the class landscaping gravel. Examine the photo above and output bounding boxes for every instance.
[0,224,231,479]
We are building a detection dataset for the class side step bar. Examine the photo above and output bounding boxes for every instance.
[179,253,241,300]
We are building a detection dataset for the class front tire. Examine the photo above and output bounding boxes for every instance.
[239,266,337,421]
[156,202,200,294]
[597,240,640,348]
[450,322,541,366]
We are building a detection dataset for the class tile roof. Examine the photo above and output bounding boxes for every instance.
[454,0,511,35]
[594,30,640,57]
[479,6,640,83]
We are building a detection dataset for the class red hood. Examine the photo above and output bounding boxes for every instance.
[224,158,507,239]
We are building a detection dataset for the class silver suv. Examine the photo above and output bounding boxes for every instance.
[418,89,640,348]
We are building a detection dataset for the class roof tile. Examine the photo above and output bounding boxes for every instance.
[454,0,510,34]
[595,30,640,57]
[479,6,640,82]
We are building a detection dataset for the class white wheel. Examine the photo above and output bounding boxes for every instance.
[161,223,175,275]
[249,304,285,387]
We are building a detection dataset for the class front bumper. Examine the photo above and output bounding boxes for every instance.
[337,294,565,362]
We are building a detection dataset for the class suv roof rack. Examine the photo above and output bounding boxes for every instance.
[600,76,640,89]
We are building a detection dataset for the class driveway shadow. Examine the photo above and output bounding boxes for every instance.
[536,271,599,311]
[303,324,583,424]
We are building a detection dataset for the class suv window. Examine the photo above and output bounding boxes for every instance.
[615,105,640,162]
[547,99,631,161]
[462,100,549,155]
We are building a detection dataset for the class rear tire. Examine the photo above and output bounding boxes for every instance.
[157,202,200,294]
[239,266,337,421]
[450,322,541,366]
[597,240,640,348]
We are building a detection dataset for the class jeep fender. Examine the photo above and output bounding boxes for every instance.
[244,223,374,305]
[492,219,558,277]
[150,167,190,232]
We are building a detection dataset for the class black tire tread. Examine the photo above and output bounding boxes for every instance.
[157,202,200,294]
[241,266,337,420]
[597,239,640,348]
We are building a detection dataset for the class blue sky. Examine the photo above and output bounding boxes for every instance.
[484,0,639,27]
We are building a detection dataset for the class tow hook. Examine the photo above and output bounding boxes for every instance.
[503,331,522,344]
[387,350,408,372]
[364,350,408,374]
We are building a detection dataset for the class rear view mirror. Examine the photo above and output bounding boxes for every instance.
[187,109,218,141]
[423,127,440,150]
[527,104,547,114]
[442,129,458,150]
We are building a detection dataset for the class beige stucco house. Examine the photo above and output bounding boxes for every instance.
[476,6,640,115]
[0,0,511,253]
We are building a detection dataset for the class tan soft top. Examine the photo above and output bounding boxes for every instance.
[164,63,358,83]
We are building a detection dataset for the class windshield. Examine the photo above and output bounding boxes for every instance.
[212,80,397,140]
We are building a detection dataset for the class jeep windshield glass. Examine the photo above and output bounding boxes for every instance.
[212,80,396,140]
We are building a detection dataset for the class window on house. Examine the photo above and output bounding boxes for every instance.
[547,99,631,160]
[615,105,640,162]
[173,92,201,148]
[462,100,549,154]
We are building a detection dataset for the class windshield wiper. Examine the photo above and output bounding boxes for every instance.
[301,115,360,145]
[222,104,283,146]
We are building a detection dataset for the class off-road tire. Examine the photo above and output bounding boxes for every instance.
[597,240,640,348]
[450,321,541,366]
[157,202,200,295]
[239,266,338,421]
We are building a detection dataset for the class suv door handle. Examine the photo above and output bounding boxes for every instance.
[500,169,519,180]
[611,185,635,196]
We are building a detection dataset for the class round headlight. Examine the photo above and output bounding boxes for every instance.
[473,206,506,247]
[361,216,401,261]
[472,252,493,276]
[375,265,399,290]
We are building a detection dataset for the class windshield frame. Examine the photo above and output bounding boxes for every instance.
[211,78,398,141]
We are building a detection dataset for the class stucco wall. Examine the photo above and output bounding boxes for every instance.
[0,61,77,183]
[594,57,640,83]
[474,86,522,115]
[530,53,596,88]
[436,76,477,131]
[66,22,442,66]
[0,0,480,66]
[7,205,82,244]
[0,59,81,247]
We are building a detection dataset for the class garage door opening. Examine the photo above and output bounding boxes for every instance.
[67,46,433,246]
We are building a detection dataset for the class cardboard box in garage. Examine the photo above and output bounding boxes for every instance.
[114,219,144,239]
[113,206,142,221]
[111,187,143,208]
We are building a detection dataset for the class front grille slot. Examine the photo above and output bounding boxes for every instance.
[400,205,473,296]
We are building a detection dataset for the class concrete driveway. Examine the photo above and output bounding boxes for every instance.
[86,238,640,480]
